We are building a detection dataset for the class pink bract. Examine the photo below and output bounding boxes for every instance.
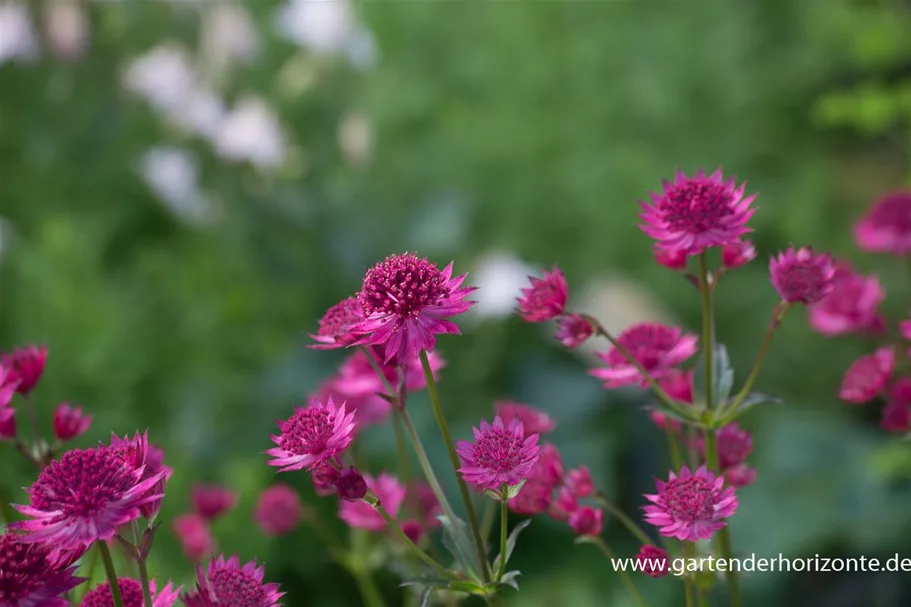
[724,464,757,488]
[643,465,738,542]
[567,506,603,537]
[808,264,885,335]
[80,577,181,607]
[565,466,594,499]
[516,266,568,322]
[493,400,556,436]
[722,240,756,269]
[769,247,836,305]
[652,244,688,270]
[0,531,85,607]
[108,431,172,519]
[266,397,356,472]
[338,473,405,532]
[555,314,594,348]
[714,423,753,470]
[182,554,284,607]
[636,545,670,578]
[456,416,541,491]
[853,190,911,256]
[309,296,363,349]
[591,323,698,388]
[838,347,895,405]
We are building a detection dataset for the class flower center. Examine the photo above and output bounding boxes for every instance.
[209,568,269,607]
[471,429,525,473]
[30,448,136,518]
[279,408,335,455]
[662,477,715,522]
[0,533,47,600]
[359,254,449,318]
[660,181,735,233]
[318,297,361,337]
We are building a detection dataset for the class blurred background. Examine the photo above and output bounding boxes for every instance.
[2,1,911,605]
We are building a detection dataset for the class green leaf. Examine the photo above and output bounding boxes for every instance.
[499,570,522,591]
[419,587,433,607]
[642,405,701,425]
[437,514,485,582]
[724,392,784,421]
[694,343,735,404]
[492,519,531,575]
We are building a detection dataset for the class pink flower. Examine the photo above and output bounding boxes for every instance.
[0,531,85,607]
[352,253,476,364]
[172,514,214,562]
[0,402,16,440]
[555,314,594,348]
[399,348,446,391]
[639,169,756,255]
[338,473,405,532]
[635,545,670,577]
[0,364,17,407]
[182,554,284,607]
[535,443,565,487]
[53,403,92,442]
[643,465,738,541]
[838,348,895,404]
[809,264,885,335]
[12,447,167,550]
[508,443,563,515]
[191,484,238,521]
[516,266,568,322]
[402,520,423,544]
[108,432,172,519]
[568,506,603,537]
[881,401,911,433]
[565,466,594,498]
[652,245,688,270]
[411,483,441,530]
[337,467,368,501]
[255,484,303,536]
[722,240,756,269]
[591,323,698,388]
[853,190,911,255]
[714,423,753,470]
[769,247,836,305]
[456,416,541,491]
[80,577,181,607]
[723,464,757,488]
[549,486,578,521]
[1,345,48,395]
[266,397,356,472]
[309,296,363,349]
[493,401,556,436]
[310,464,339,496]
[650,370,694,432]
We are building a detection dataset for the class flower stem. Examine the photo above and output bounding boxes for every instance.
[698,253,716,411]
[697,589,710,607]
[419,349,490,581]
[352,568,386,607]
[398,409,458,524]
[703,430,742,607]
[131,521,154,607]
[592,493,653,547]
[664,425,684,471]
[683,543,695,607]
[725,304,791,416]
[496,496,508,581]
[588,536,649,607]
[373,501,453,580]
[480,499,497,543]
[98,542,124,607]
[77,546,100,604]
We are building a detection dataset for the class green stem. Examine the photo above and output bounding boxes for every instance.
[683,543,695,607]
[0,483,15,525]
[725,304,791,416]
[419,349,490,581]
[373,501,453,580]
[496,496,508,581]
[77,546,100,604]
[97,542,124,607]
[703,430,742,607]
[697,589,710,607]
[131,522,154,607]
[480,499,497,544]
[698,253,715,411]
[589,537,649,607]
[592,494,653,547]
[352,569,386,607]
[664,425,684,471]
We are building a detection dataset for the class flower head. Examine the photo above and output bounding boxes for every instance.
[182,555,283,607]
[52,403,92,442]
[338,473,405,531]
[336,467,368,501]
[456,416,540,491]
[769,247,836,305]
[722,240,756,269]
[854,190,911,256]
[310,464,339,496]
[635,545,670,578]
[80,577,180,607]
[493,401,556,436]
[723,464,757,488]
[266,397,355,472]
[516,266,568,322]
[1,345,47,395]
[0,364,17,407]
[838,348,895,404]
[352,254,476,364]
[555,314,593,348]
[108,432,172,519]
[809,264,885,335]
[172,514,214,562]
[0,531,85,607]
[650,369,695,432]
[643,465,738,541]
[565,466,594,499]
[255,484,303,537]
[714,423,753,470]
[191,484,238,521]
[881,401,911,434]
[0,402,16,440]
[508,443,563,515]
[652,245,688,270]
[567,506,603,537]
[308,296,362,349]
[639,169,756,255]
[591,323,698,388]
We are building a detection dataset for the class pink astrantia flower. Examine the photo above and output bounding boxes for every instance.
[567,506,603,537]
[555,313,594,348]
[172,513,214,562]
[636,545,670,578]
[565,466,594,498]
[53,403,92,442]
[81,577,181,607]
[809,264,885,335]
[0,401,16,440]
[493,401,556,436]
[516,266,568,322]
[652,244,688,270]
[266,397,356,472]
[769,247,837,305]
[722,240,756,269]
[13,447,166,550]
[182,554,284,607]
[724,464,757,488]
[336,467,368,501]
[191,484,238,521]
[309,296,363,349]
[108,432,172,519]
[412,483,442,530]
[591,323,698,388]
[508,443,563,515]
[456,416,541,491]
[549,486,578,521]
[1,345,48,395]
[838,348,895,404]
[714,423,753,470]
[881,401,911,434]
[639,169,756,255]
[0,531,85,607]
[643,465,738,541]
[310,464,340,496]
[338,473,406,532]
[0,364,17,406]
[255,484,303,537]
[351,253,476,364]
[853,190,911,256]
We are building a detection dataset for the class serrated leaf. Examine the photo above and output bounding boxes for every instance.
[694,343,735,404]
[492,519,531,575]
[437,514,484,582]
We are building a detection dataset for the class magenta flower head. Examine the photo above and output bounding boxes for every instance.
[310,464,340,496]
[12,447,166,550]
[643,465,738,541]
[769,247,836,305]
[0,364,17,407]
[338,473,405,531]
[191,484,238,521]
[636,545,670,578]
[1,345,48,395]
[722,240,756,269]
[108,432,172,519]
[724,464,757,488]
[714,423,753,470]
[52,403,92,442]
[516,266,568,322]
[456,416,540,491]
[266,397,356,472]
[881,400,911,434]
[652,244,688,270]
[567,506,603,537]
[182,555,284,607]
[172,513,214,562]
[591,323,698,388]
[838,347,895,404]
[0,531,85,607]
[337,467,368,502]
[351,253,476,364]
[853,190,911,256]
[555,313,594,348]
[493,401,556,437]
[640,169,756,255]
[255,484,303,537]
[565,466,594,499]
[809,264,885,335]
[0,402,16,440]
[81,577,181,607]
[308,296,363,350]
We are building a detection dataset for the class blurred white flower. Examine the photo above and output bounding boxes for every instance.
[469,251,534,320]
[138,147,218,225]
[0,2,38,65]
[200,3,259,71]
[172,87,226,140]
[345,27,378,71]
[214,97,286,170]
[44,0,89,61]
[338,111,372,169]
[276,0,354,55]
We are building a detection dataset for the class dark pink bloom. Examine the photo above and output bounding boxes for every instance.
[13,447,166,550]
[402,520,423,544]
[652,245,688,270]
[636,545,670,578]
[52,403,92,442]
[853,190,911,255]
[0,531,85,607]
[337,467,368,501]
[809,264,885,335]
[172,514,214,562]
[338,473,405,532]
[352,254,476,364]
[456,416,540,491]
[568,506,603,537]
[516,266,568,322]
[838,348,895,404]
[493,401,556,436]
[643,465,738,541]
[255,484,303,537]
[310,464,340,496]
[723,464,757,488]
[591,323,698,388]
[108,432,172,519]
[549,486,578,521]
[1,345,48,395]
[182,554,284,607]
[555,314,594,348]
[0,364,17,407]
[881,401,911,433]
[565,466,594,498]
[714,424,753,470]
[191,484,238,521]
[639,169,756,255]
[769,247,836,305]
[0,402,15,440]
[309,296,363,349]
[80,577,180,607]
[536,443,565,486]
[508,480,553,515]
[411,483,441,530]
[722,240,756,269]
[266,397,355,472]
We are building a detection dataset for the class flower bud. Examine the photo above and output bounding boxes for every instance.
[337,467,368,501]
[52,403,92,441]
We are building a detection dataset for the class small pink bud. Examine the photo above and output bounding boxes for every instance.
[52,403,91,441]
[172,513,214,562]
[191,484,238,521]
[565,466,594,498]
[255,483,303,536]
[337,467,368,501]
[517,266,568,322]
[402,519,423,544]
[636,545,670,577]
[1,346,47,395]
[653,245,688,270]
[568,506,603,536]
[555,314,594,348]
[721,240,756,269]
[311,464,340,496]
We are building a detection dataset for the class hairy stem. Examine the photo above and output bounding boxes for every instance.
[98,542,124,607]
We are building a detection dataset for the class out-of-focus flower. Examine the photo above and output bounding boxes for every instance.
[469,251,534,320]
[643,465,737,541]
[255,484,303,536]
[172,513,214,562]
[2,345,47,395]
[0,2,38,65]
[659,369,694,404]
[123,43,194,113]
[493,401,556,437]
[591,323,698,388]
[191,484,238,521]
[182,555,283,607]
[214,96,286,170]
[310,464,339,496]
[809,264,885,336]
[338,473,405,531]
[567,506,603,537]
[722,240,756,269]
[81,577,181,607]
[508,442,563,515]
[337,467,368,501]
[412,483,441,530]
[456,416,540,491]
[200,3,259,72]
[565,466,594,499]
[138,147,219,225]
[338,111,373,169]
[881,400,911,433]
[714,423,753,470]
[401,520,423,544]
[769,247,836,305]
[53,403,92,442]
[838,347,895,404]
[0,530,84,607]
[556,313,594,348]
[43,0,89,62]
[635,545,670,577]
[267,397,356,472]
[276,0,354,55]
[0,402,15,440]
[723,464,757,488]
[517,266,568,322]
[652,244,688,270]
[854,190,911,256]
